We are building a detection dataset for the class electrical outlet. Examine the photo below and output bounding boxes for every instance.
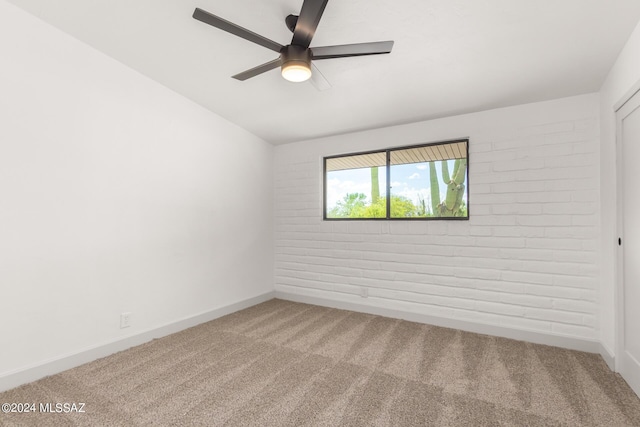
[360,287,368,298]
[120,312,131,329]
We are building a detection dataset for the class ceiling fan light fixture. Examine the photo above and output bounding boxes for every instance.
[282,61,312,82]
[281,45,312,82]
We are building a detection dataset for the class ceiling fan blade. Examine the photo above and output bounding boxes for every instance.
[311,41,394,60]
[193,8,283,53]
[310,63,331,91]
[291,0,329,48]
[232,58,282,81]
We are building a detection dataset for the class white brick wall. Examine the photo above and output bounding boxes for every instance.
[274,94,600,341]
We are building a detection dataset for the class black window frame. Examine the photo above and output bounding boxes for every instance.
[323,138,470,221]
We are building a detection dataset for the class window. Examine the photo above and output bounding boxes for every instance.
[324,139,468,220]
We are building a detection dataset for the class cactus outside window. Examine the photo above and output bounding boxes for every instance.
[324,139,469,220]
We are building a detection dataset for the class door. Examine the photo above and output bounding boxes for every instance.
[617,88,640,397]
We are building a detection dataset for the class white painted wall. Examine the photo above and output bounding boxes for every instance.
[0,0,273,378]
[599,20,640,359]
[275,94,600,345]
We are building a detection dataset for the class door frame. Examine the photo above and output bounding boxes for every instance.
[615,81,640,396]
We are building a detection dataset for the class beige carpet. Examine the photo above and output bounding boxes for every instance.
[1,299,640,426]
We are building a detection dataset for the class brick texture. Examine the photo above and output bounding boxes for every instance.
[274,95,599,340]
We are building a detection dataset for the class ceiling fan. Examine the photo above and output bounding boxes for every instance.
[192,0,394,88]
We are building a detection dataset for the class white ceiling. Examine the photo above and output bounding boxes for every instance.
[7,0,640,144]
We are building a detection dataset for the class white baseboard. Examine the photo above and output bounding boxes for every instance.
[275,291,604,356]
[0,291,275,393]
[599,343,616,370]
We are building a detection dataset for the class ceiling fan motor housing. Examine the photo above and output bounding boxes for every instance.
[281,45,311,69]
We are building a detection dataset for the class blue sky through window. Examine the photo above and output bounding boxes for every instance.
[326,160,467,213]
